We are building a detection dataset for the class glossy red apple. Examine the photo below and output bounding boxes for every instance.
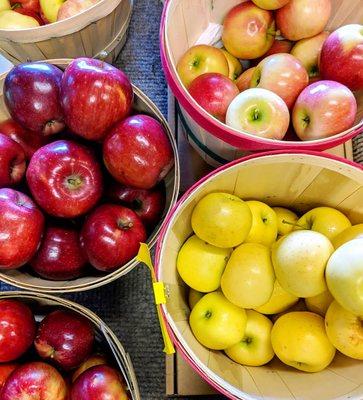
[30,225,88,280]
[188,73,239,122]
[4,62,65,135]
[71,365,127,400]
[0,299,36,362]
[0,133,26,187]
[80,204,146,272]
[72,354,107,382]
[60,58,133,141]
[10,0,40,12]
[0,188,44,269]
[0,364,18,389]
[103,115,173,190]
[35,310,95,370]
[26,140,103,218]
[1,362,67,400]
[320,24,363,91]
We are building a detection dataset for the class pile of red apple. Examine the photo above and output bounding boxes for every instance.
[0,298,129,399]
[177,0,362,142]
[0,57,173,280]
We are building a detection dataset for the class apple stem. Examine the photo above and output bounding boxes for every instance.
[117,219,133,230]
[281,219,306,229]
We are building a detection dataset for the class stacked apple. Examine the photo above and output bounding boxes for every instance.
[176,0,362,141]
[0,58,173,280]
[177,192,363,371]
[0,0,100,29]
[0,298,128,399]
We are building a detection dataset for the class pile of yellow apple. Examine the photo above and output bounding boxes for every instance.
[177,192,363,372]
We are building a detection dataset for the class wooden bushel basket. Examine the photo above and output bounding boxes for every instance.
[160,0,363,167]
[155,151,363,400]
[0,0,133,64]
[0,59,180,293]
[0,291,141,399]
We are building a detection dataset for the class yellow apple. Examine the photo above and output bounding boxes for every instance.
[245,200,278,246]
[221,49,243,80]
[272,230,333,297]
[40,0,66,23]
[273,207,299,236]
[326,239,363,316]
[0,10,40,28]
[177,235,231,292]
[176,45,229,89]
[221,243,275,308]
[188,289,204,310]
[271,311,336,372]
[189,291,247,350]
[325,301,363,360]
[251,0,290,10]
[191,192,252,248]
[296,206,352,241]
[225,310,274,366]
[332,223,363,249]
[305,290,334,317]
[0,0,10,13]
[271,299,307,322]
[255,279,299,315]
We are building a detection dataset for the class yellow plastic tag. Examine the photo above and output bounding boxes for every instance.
[153,282,166,305]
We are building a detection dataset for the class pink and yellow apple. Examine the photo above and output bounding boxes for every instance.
[252,39,293,65]
[251,0,290,10]
[221,49,243,80]
[235,67,255,92]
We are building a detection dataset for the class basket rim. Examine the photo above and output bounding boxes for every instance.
[159,0,363,151]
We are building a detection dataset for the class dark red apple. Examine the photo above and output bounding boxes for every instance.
[10,0,40,13]
[30,225,88,280]
[0,188,44,269]
[0,133,26,187]
[26,140,103,218]
[0,363,18,389]
[70,365,127,400]
[35,310,95,370]
[80,204,146,272]
[4,62,64,135]
[0,299,36,362]
[72,354,107,382]
[188,73,239,122]
[103,115,173,190]
[60,58,133,141]
[1,361,67,400]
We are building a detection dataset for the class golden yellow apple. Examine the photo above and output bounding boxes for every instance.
[305,290,334,317]
[188,289,204,310]
[225,310,274,366]
[271,299,307,323]
[273,207,298,236]
[0,10,40,28]
[191,192,252,248]
[221,49,243,80]
[0,0,10,12]
[221,243,275,308]
[332,223,363,249]
[251,0,290,10]
[40,0,65,23]
[271,311,336,372]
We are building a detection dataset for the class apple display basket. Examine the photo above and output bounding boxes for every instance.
[0,0,133,64]
[155,151,363,400]
[160,0,363,167]
[0,290,141,400]
[0,59,180,293]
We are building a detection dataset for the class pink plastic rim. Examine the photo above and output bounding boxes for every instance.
[155,149,363,399]
[160,0,363,152]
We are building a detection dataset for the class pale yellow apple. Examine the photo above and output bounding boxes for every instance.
[225,310,274,366]
[40,0,66,23]
[305,290,334,317]
[176,45,229,89]
[255,279,299,315]
[273,207,298,236]
[221,243,275,308]
[245,200,278,246]
[177,235,231,292]
[272,230,333,297]
[252,0,290,10]
[271,299,307,322]
[296,207,351,241]
[221,49,243,80]
[0,0,10,13]
[332,223,363,249]
[191,192,252,248]
[325,301,363,360]
[0,10,40,28]
[326,239,363,316]
[271,311,336,372]
[188,289,204,310]
[189,291,247,350]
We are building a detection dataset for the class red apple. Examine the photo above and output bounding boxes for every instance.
[188,73,239,122]
[80,204,147,272]
[235,67,256,92]
[30,225,88,280]
[60,58,133,141]
[26,140,103,218]
[10,0,40,12]
[0,133,26,187]
[4,62,65,135]
[320,24,363,91]
[0,188,44,269]
[35,310,95,370]
[72,354,107,382]
[252,39,293,65]
[0,364,18,389]
[1,362,67,400]
[71,365,127,400]
[292,80,357,140]
[103,115,173,190]
[0,299,36,362]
